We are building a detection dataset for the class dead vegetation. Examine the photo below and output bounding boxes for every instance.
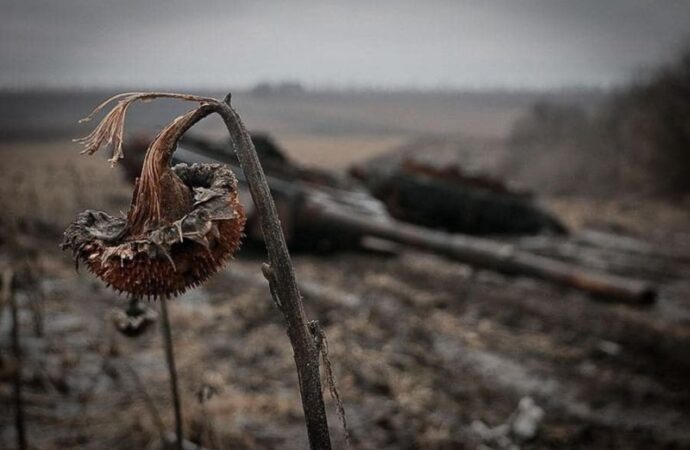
[1,72,690,450]
[1,131,690,449]
[506,44,690,198]
[59,92,337,449]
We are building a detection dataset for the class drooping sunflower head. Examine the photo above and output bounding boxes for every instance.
[62,93,246,299]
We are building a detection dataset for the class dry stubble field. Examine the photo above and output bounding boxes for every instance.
[1,91,690,449]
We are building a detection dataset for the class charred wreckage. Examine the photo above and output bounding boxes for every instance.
[118,133,656,305]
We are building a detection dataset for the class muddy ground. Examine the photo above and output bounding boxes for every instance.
[1,123,690,449]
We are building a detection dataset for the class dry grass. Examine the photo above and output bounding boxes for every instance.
[0,139,131,236]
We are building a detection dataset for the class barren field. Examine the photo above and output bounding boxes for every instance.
[0,89,594,167]
[1,91,689,450]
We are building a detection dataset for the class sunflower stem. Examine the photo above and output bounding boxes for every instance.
[160,297,183,450]
[214,94,332,450]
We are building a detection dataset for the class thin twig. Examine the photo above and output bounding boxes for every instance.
[0,270,8,336]
[29,291,44,337]
[160,297,183,450]
[120,359,167,439]
[119,359,204,450]
[311,321,351,446]
[5,269,27,450]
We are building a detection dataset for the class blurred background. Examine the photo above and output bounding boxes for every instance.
[1,1,690,449]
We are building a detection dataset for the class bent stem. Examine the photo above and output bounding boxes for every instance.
[160,297,183,450]
[213,95,332,450]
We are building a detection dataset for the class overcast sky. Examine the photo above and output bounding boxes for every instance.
[2,0,690,90]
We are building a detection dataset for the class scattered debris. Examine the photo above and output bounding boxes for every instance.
[511,397,545,441]
[472,396,545,449]
[110,298,158,337]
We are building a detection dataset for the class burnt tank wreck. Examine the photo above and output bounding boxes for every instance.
[117,133,655,304]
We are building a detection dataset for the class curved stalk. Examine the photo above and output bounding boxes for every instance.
[211,95,332,449]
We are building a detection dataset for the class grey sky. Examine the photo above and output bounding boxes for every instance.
[2,0,690,90]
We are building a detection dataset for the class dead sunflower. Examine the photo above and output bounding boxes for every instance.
[61,93,246,299]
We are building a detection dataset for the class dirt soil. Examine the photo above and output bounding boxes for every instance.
[1,139,690,450]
